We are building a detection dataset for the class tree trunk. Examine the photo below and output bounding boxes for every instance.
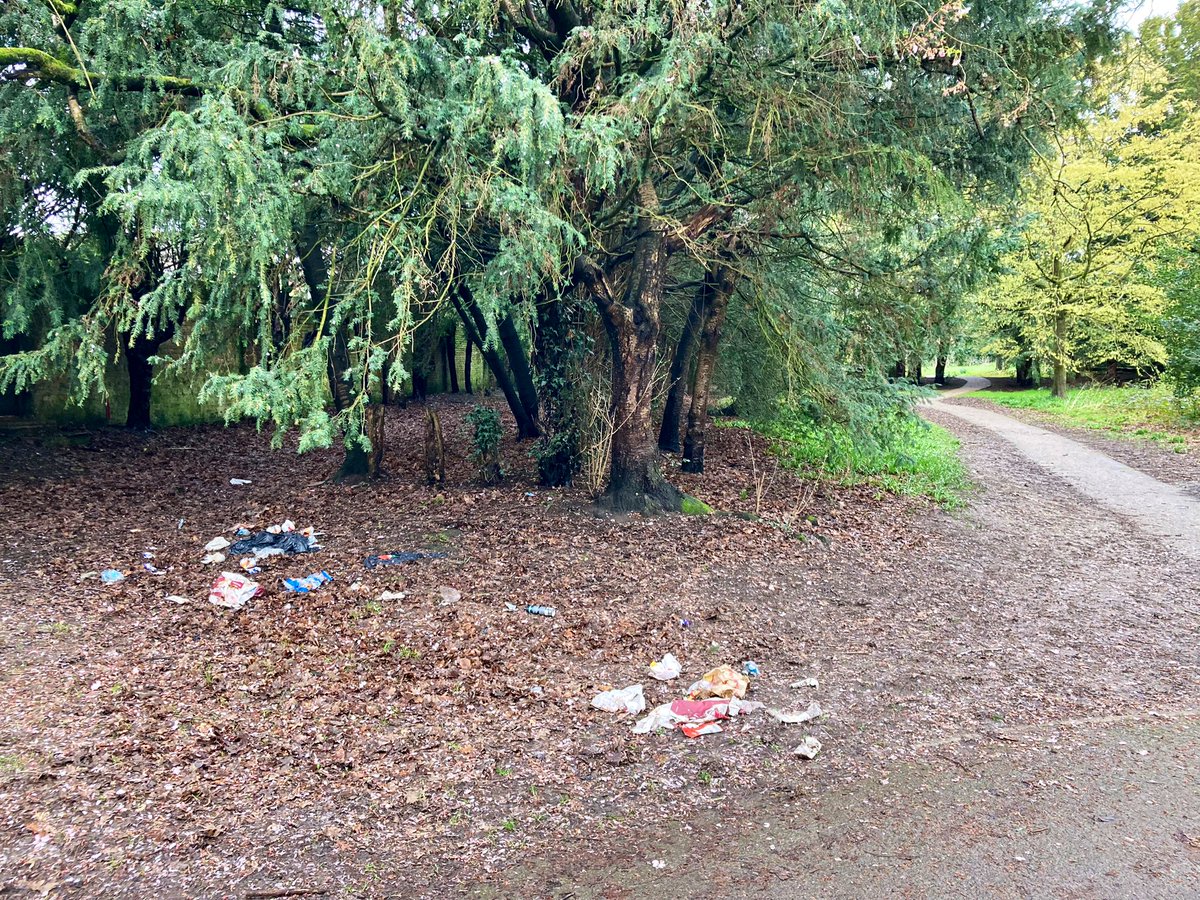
[451,285,540,439]
[582,181,683,512]
[892,359,907,380]
[934,356,947,385]
[681,264,737,475]
[497,312,539,425]
[464,335,473,394]
[425,408,445,485]
[908,354,922,385]
[658,283,706,453]
[125,334,157,429]
[335,403,386,482]
[1052,309,1068,399]
[444,326,460,393]
[1015,358,1032,388]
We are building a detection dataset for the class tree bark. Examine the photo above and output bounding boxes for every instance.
[681,264,737,474]
[658,283,707,453]
[425,408,445,485]
[497,312,539,425]
[125,334,157,429]
[1015,358,1033,388]
[892,359,907,380]
[464,335,473,394]
[445,323,460,393]
[1052,308,1068,399]
[581,181,683,512]
[451,285,540,439]
[934,356,947,385]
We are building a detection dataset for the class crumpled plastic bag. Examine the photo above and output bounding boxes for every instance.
[768,701,823,724]
[794,736,822,759]
[364,551,448,569]
[208,572,261,610]
[688,664,750,700]
[633,696,763,735]
[649,653,682,681]
[283,571,333,594]
[231,530,316,557]
[591,684,646,715]
[204,536,230,552]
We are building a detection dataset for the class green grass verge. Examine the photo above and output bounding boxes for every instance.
[735,417,972,508]
[977,383,1197,451]
[940,362,1012,380]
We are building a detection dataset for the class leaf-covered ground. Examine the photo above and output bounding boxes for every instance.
[1,397,1197,897]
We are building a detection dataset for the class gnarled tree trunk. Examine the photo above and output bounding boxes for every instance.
[582,181,683,513]
[681,263,737,475]
[934,355,947,386]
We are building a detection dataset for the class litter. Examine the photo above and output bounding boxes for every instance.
[100,569,125,585]
[768,701,823,725]
[649,653,682,681]
[378,590,407,601]
[688,664,750,700]
[142,551,155,560]
[208,572,260,610]
[437,586,461,605]
[364,551,448,568]
[283,571,333,594]
[235,527,251,536]
[504,602,518,612]
[743,660,761,677]
[165,594,190,604]
[229,478,252,485]
[204,537,230,552]
[202,552,226,565]
[177,518,185,531]
[794,736,822,759]
[591,684,646,715]
[143,562,166,575]
[633,696,764,736]
[526,605,557,617]
[230,530,316,557]
[266,519,295,535]
[680,619,692,628]
[790,677,819,689]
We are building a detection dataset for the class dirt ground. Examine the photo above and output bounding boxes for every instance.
[1,396,1199,898]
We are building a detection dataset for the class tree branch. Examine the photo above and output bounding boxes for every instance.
[0,47,199,94]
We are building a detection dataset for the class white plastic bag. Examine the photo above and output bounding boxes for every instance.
[649,653,682,681]
[208,572,260,610]
[591,684,646,715]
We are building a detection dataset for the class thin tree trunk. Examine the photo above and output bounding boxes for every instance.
[581,181,683,513]
[1052,309,1068,399]
[451,286,540,439]
[908,355,923,385]
[892,359,907,380]
[446,323,460,393]
[934,356,947,386]
[464,334,473,394]
[497,312,539,425]
[425,408,445,485]
[298,222,382,481]
[681,264,737,475]
[125,334,157,429]
[658,283,707,453]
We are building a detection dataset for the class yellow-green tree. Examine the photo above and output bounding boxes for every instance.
[975,51,1200,396]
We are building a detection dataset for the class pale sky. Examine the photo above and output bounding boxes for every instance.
[1118,0,1181,30]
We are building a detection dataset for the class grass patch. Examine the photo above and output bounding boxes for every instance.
[941,362,1012,380]
[744,416,972,508]
[977,383,1197,450]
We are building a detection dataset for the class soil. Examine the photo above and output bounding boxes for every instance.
[1,395,1199,898]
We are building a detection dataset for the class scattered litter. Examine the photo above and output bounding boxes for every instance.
[680,619,692,628]
[177,518,185,530]
[143,562,166,575]
[633,696,763,736]
[100,569,125,585]
[364,551,448,569]
[267,519,296,534]
[378,590,407,601]
[769,701,823,725]
[743,660,761,677]
[78,571,97,581]
[794,736,822,759]
[142,551,155,560]
[649,653,682,681]
[437,586,461,605]
[230,530,316,557]
[790,677,819,689]
[239,557,262,574]
[235,527,251,536]
[204,537,230,552]
[526,604,557,618]
[208,572,260,610]
[283,571,333,594]
[688,664,750,700]
[591,684,646,715]
[651,860,666,870]
[201,552,226,565]
[229,478,252,485]
[504,602,518,612]
[165,594,190,604]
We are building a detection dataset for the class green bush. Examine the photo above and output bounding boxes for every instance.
[466,405,503,483]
